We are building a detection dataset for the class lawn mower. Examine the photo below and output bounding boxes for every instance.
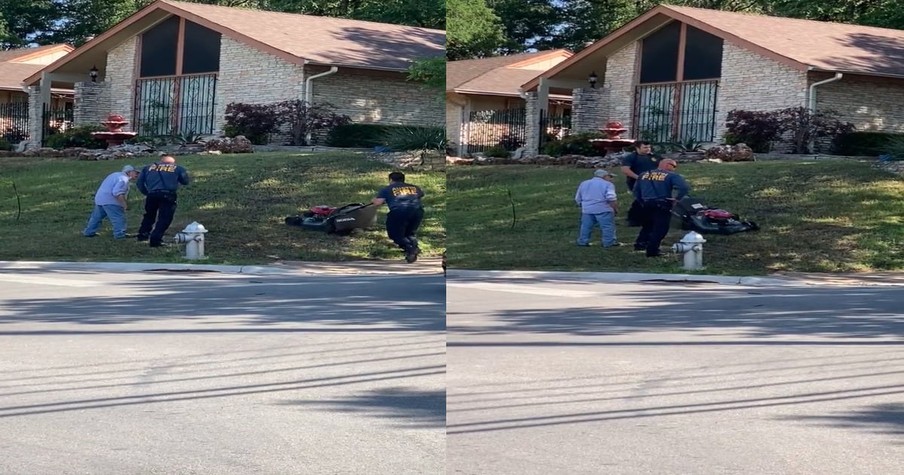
[672,196,759,235]
[284,202,378,235]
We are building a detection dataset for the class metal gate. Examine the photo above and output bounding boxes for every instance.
[538,109,572,148]
[466,108,526,153]
[633,79,718,143]
[133,73,217,136]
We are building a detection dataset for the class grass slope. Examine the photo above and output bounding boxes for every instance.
[447,160,904,275]
[0,152,445,264]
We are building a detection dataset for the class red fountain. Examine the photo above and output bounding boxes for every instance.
[590,120,636,156]
[91,113,138,148]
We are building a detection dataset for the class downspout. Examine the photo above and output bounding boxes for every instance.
[807,72,843,152]
[304,65,339,144]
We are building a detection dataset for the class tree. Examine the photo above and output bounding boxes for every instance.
[447,0,505,60]
[486,0,560,54]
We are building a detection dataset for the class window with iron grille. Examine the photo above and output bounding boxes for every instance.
[635,22,723,143]
[135,16,221,136]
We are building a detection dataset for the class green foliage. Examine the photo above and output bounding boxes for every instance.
[540,132,606,157]
[484,145,511,158]
[0,137,11,151]
[447,0,506,59]
[382,125,446,152]
[407,57,445,96]
[833,132,904,157]
[44,125,107,150]
[884,135,904,161]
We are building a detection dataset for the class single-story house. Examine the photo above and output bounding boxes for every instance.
[23,0,444,147]
[520,4,904,155]
[0,44,74,142]
[447,50,572,155]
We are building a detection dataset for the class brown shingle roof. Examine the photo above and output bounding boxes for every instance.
[0,45,73,91]
[664,5,904,78]
[162,0,444,71]
[448,50,572,96]
[0,44,70,63]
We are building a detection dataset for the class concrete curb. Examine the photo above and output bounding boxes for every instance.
[446,269,812,287]
[0,259,443,276]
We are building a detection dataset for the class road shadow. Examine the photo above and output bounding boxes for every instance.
[0,273,445,332]
[283,387,445,428]
[780,403,904,441]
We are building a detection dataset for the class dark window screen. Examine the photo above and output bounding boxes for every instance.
[639,21,680,84]
[139,16,179,77]
[683,25,723,80]
[182,20,221,74]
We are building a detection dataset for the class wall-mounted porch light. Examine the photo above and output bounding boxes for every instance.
[588,71,599,89]
[89,65,98,82]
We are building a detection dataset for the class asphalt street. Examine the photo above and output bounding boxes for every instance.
[0,268,445,475]
[447,273,904,475]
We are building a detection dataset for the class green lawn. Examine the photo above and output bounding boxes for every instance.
[0,152,445,264]
[447,160,904,275]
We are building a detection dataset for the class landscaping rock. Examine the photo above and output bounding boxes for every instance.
[205,135,254,153]
[704,143,755,162]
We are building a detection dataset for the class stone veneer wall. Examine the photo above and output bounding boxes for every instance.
[73,82,112,127]
[215,36,305,135]
[524,92,539,157]
[715,42,808,142]
[27,86,42,148]
[106,37,138,127]
[310,66,443,126]
[571,88,609,133]
[813,72,904,133]
[604,44,638,133]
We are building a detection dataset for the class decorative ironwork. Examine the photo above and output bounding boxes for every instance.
[538,109,572,148]
[0,102,30,143]
[634,79,718,143]
[466,108,526,154]
[134,73,217,136]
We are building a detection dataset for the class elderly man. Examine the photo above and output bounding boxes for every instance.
[575,169,621,247]
[83,164,140,239]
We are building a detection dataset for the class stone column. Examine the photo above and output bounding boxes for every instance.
[571,87,609,133]
[523,92,539,157]
[74,81,112,127]
[27,86,43,149]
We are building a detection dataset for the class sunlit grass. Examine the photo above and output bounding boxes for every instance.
[0,152,445,265]
[447,160,904,275]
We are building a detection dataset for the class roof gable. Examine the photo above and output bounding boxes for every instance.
[25,0,444,86]
[448,50,572,96]
[523,4,904,91]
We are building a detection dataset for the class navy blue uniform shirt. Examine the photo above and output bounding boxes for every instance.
[633,169,690,202]
[377,183,424,211]
[622,152,659,189]
[138,162,190,195]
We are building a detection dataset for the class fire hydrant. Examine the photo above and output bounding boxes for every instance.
[174,221,208,260]
[671,231,707,270]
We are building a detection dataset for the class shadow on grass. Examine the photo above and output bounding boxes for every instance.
[283,387,446,428]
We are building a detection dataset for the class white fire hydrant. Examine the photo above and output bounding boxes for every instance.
[174,221,208,260]
[671,231,707,270]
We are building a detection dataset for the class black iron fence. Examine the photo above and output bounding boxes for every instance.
[539,109,572,148]
[42,104,74,146]
[134,73,217,136]
[0,102,30,143]
[634,79,718,143]
[466,108,526,153]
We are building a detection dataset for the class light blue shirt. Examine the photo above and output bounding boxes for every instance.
[94,172,131,207]
[575,177,617,214]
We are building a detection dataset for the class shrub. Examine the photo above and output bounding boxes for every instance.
[327,124,394,148]
[775,106,854,154]
[44,125,107,150]
[484,145,510,158]
[2,126,27,145]
[382,125,446,152]
[881,135,904,161]
[0,137,11,151]
[497,132,524,151]
[274,100,350,146]
[223,102,280,145]
[724,109,783,153]
[539,132,606,157]
[833,131,904,156]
